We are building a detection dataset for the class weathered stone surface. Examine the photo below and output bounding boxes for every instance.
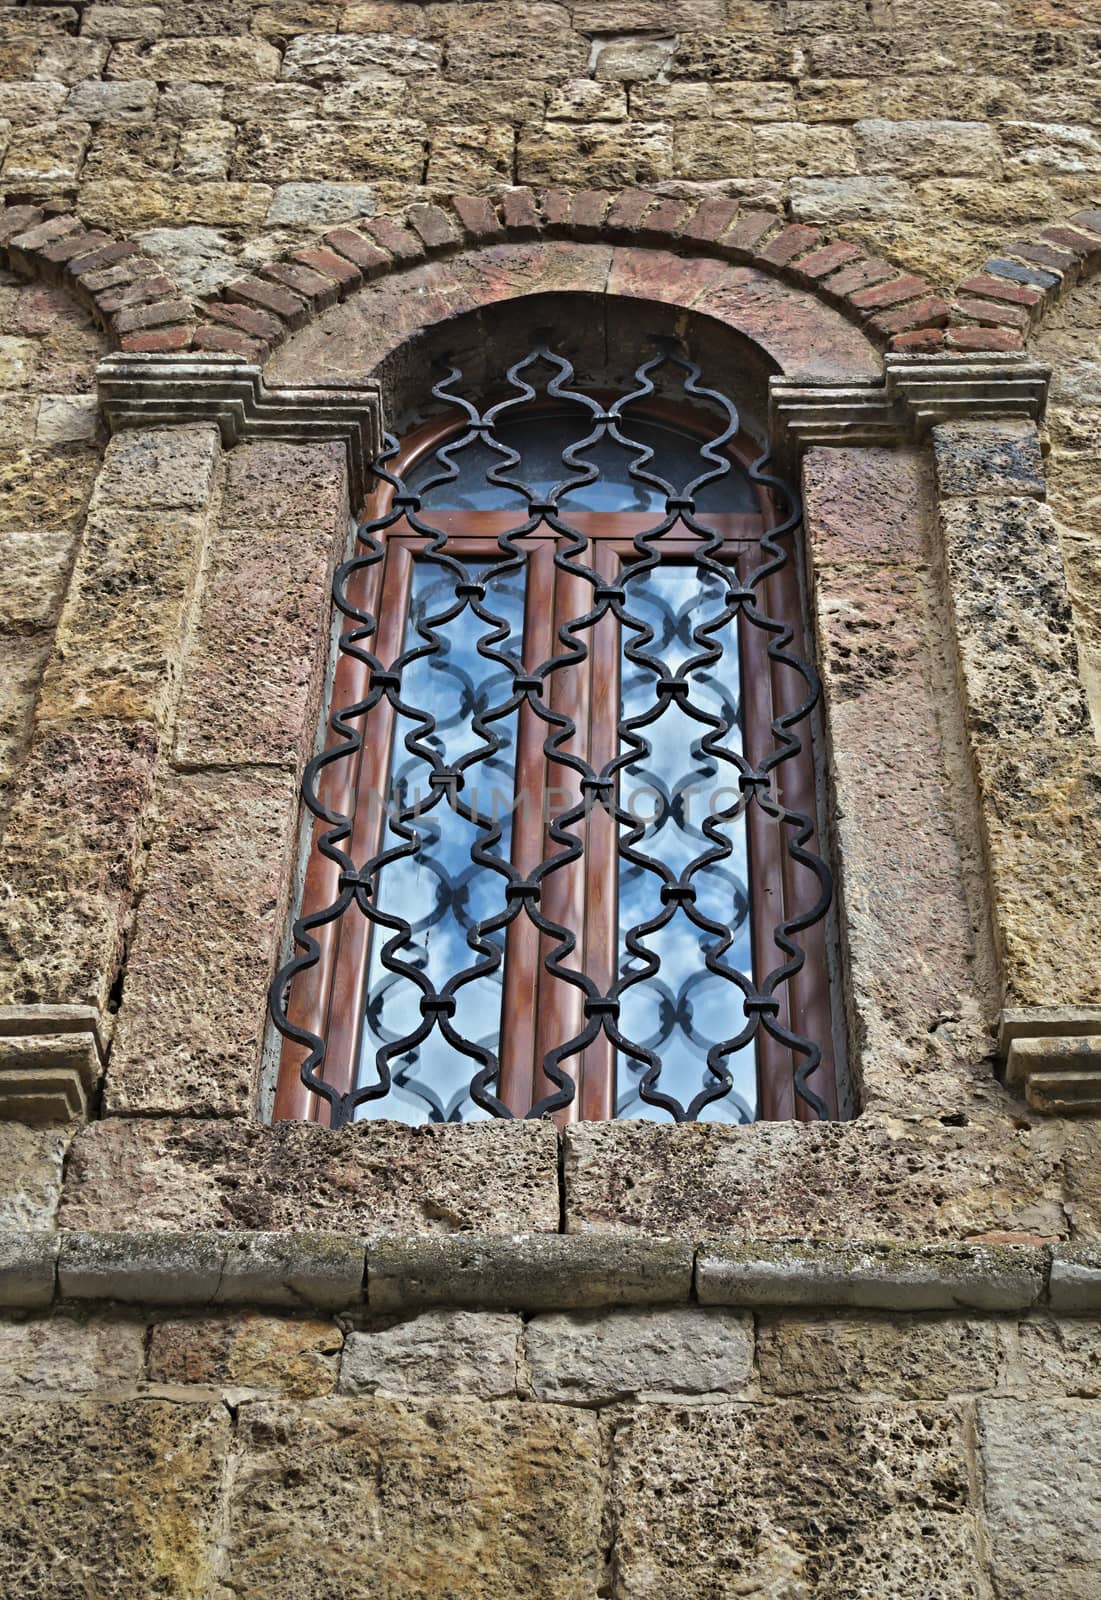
[856,118,1003,177]
[281,31,441,79]
[106,767,297,1117]
[368,1233,694,1312]
[60,1118,560,1235]
[0,1399,228,1597]
[226,1398,602,1597]
[0,446,99,530]
[803,447,934,565]
[89,423,219,514]
[232,118,426,183]
[1049,1244,1101,1312]
[932,420,1047,500]
[758,1311,1005,1398]
[0,1313,145,1392]
[1015,1316,1101,1396]
[122,35,281,83]
[612,1400,983,1597]
[563,1120,1066,1239]
[135,223,238,297]
[0,1234,56,1310]
[149,1311,341,1395]
[518,121,674,187]
[526,1307,753,1403]
[979,1399,1101,1598]
[699,1241,1045,1313]
[0,1124,67,1230]
[341,1310,521,1398]
[0,718,159,1011]
[34,393,99,444]
[265,180,377,225]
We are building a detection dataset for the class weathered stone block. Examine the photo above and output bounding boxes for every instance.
[979,1399,1101,1598]
[341,1310,521,1398]
[123,35,281,83]
[149,1310,341,1396]
[0,1124,68,1230]
[368,1233,694,1312]
[265,181,377,225]
[563,1120,1065,1240]
[225,1398,602,1597]
[0,1313,145,1392]
[803,445,934,566]
[60,1117,560,1235]
[758,1310,1005,1397]
[525,1306,754,1403]
[89,423,219,514]
[0,445,99,531]
[1015,1315,1101,1395]
[58,1229,225,1303]
[518,121,674,188]
[232,119,426,184]
[281,32,441,80]
[0,1399,228,1597]
[0,1234,57,1310]
[34,393,99,444]
[1049,1245,1101,1313]
[612,1400,983,1597]
[106,767,298,1117]
[65,79,157,122]
[932,419,1047,499]
[855,118,1002,177]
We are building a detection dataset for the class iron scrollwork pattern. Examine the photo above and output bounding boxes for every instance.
[269,341,834,1126]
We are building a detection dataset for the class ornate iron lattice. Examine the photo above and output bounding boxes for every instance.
[269,340,835,1126]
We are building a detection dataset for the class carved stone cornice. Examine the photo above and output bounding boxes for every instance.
[998,1007,1101,1117]
[769,352,1051,464]
[97,353,385,505]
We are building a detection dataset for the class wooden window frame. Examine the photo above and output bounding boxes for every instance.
[274,399,838,1125]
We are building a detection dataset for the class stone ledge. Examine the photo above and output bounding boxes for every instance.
[1000,1007,1101,1117]
[696,1241,1048,1312]
[1049,1248,1101,1314]
[58,1231,365,1310]
[367,1234,695,1313]
[0,1233,58,1309]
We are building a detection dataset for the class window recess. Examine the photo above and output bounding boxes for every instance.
[270,341,838,1126]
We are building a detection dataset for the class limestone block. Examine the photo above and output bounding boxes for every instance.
[32,35,109,84]
[0,526,74,631]
[1001,120,1101,176]
[0,633,49,811]
[81,6,166,40]
[341,1310,521,1398]
[757,1311,1006,1398]
[939,496,1090,745]
[35,508,210,725]
[89,423,219,513]
[444,21,586,81]
[64,79,157,122]
[133,223,237,298]
[563,1120,1066,1240]
[0,1313,144,1392]
[265,181,378,225]
[0,1125,67,1230]
[701,1237,1046,1312]
[546,79,628,121]
[0,119,91,186]
[0,336,35,388]
[932,420,1047,500]
[574,0,726,25]
[789,174,918,224]
[673,119,754,179]
[593,37,676,81]
[425,123,515,189]
[149,1311,341,1395]
[518,120,674,187]
[225,1398,602,1598]
[407,77,544,126]
[60,1117,561,1236]
[855,118,1003,177]
[123,35,281,83]
[525,1307,754,1403]
[281,32,442,79]
[0,1399,228,1597]
[1016,1316,1101,1395]
[0,718,160,1011]
[79,176,273,230]
[0,85,68,125]
[0,1234,56,1309]
[34,393,99,444]
[754,120,859,176]
[0,446,99,529]
[176,118,234,179]
[368,1233,694,1313]
[671,33,796,80]
[612,1400,983,1597]
[979,1399,1101,1598]
[0,396,37,448]
[1049,1245,1101,1312]
[232,118,426,183]
[105,768,298,1117]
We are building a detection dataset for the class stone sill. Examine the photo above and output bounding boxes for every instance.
[2,1231,1099,1317]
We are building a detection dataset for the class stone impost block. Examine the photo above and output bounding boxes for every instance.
[1049,1247,1101,1314]
[367,1234,695,1313]
[696,1241,1046,1312]
[525,1306,754,1403]
[60,1117,561,1236]
[58,1230,365,1309]
[0,1005,105,1124]
[1006,1036,1101,1116]
[340,1310,522,1399]
[0,1233,57,1309]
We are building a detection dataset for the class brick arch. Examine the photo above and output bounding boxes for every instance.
[0,202,189,351]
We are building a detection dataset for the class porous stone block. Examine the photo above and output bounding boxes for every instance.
[0,1399,228,1597]
[224,1398,602,1598]
[802,445,934,566]
[0,1124,68,1229]
[518,120,674,188]
[0,1313,145,1392]
[0,445,100,531]
[0,718,160,1012]
[855,118,1002,177]
[60,1117,560,1236]
[563,1120,1065,1240]
[612,1400,983,1597]
[340,1310,521,1399]
[265,181,377,225]
[233,119,426,184]
[105,767,298,1117]
[281,32,442,79]
[149,1312,342,1396]
[89,423,219,513]
[1016,1315,1101,1394]
[525,1307,754,1403]
[127,35,281,83]
[979,1399,1101,1598]
[368,1234,694,1312]
[757,1311,1006,1398]
[932,419,1047,499]
[698,1241,1044,1313]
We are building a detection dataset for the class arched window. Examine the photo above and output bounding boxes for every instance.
[271,341,839,1127]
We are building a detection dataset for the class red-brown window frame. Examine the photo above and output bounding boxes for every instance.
[274,399,838,1125]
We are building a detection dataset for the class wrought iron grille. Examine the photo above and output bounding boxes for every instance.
[269,340,836,1127]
